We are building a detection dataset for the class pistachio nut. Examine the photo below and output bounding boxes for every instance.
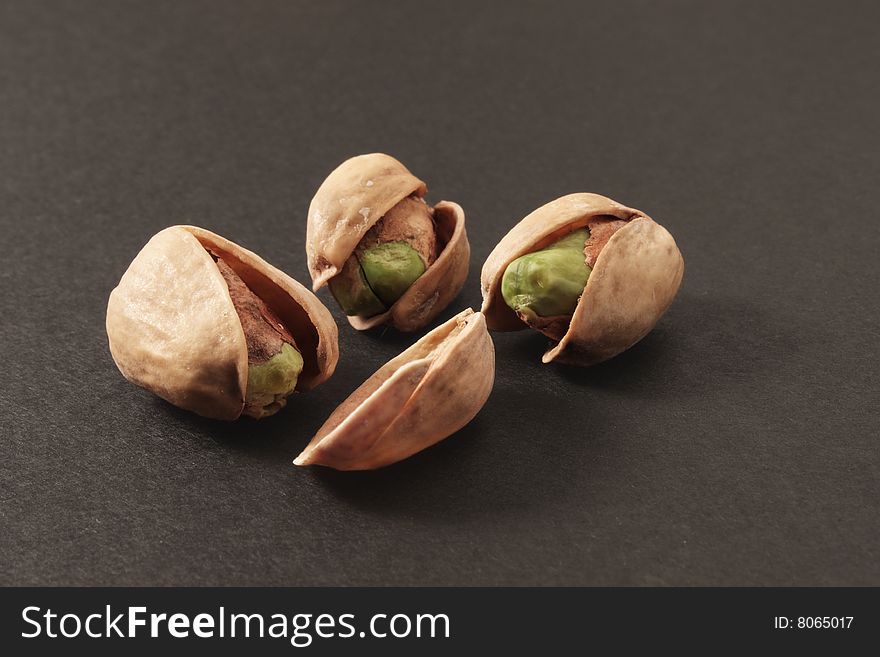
[481,193,684,366]
[294,308,494,470]
[106,226,339,420]
[306,153,470,332]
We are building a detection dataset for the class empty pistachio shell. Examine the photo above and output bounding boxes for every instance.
[295,308,494,470]
[306,153,470,332]
[106,226,339,420]
[481,193,684,366]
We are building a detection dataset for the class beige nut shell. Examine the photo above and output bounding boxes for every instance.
[481,193,684,366]
[306,153,470,332]
[106,226,339,420]
[295,308,494,470]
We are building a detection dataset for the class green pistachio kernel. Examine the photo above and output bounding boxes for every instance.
[245,343,304,418]
[501,228,591,318]
[329,256,387,318]
[359,241,426,308]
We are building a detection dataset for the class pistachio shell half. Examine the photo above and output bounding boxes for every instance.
[481,193,684,366]
[294,308,494,470]
[106,226,339,420]
[306,153,470,332]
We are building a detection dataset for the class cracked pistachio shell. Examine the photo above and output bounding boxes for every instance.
[106,226,339,420]
[306,153,470,332]
[481,193,684,366]
[295,308,494,470]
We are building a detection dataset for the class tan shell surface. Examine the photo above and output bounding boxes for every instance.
[307,153,427,290]
[295,308,495,470]
[106,226,339,420]
[348,201,470,332]
[480,193,683,366]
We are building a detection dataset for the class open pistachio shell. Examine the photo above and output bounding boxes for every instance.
[295,308,494,470]
[106,226,339,420]
[481,193,684,366]
[306,153,470,332]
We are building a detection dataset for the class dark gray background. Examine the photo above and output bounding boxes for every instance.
[1,0,877,586]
